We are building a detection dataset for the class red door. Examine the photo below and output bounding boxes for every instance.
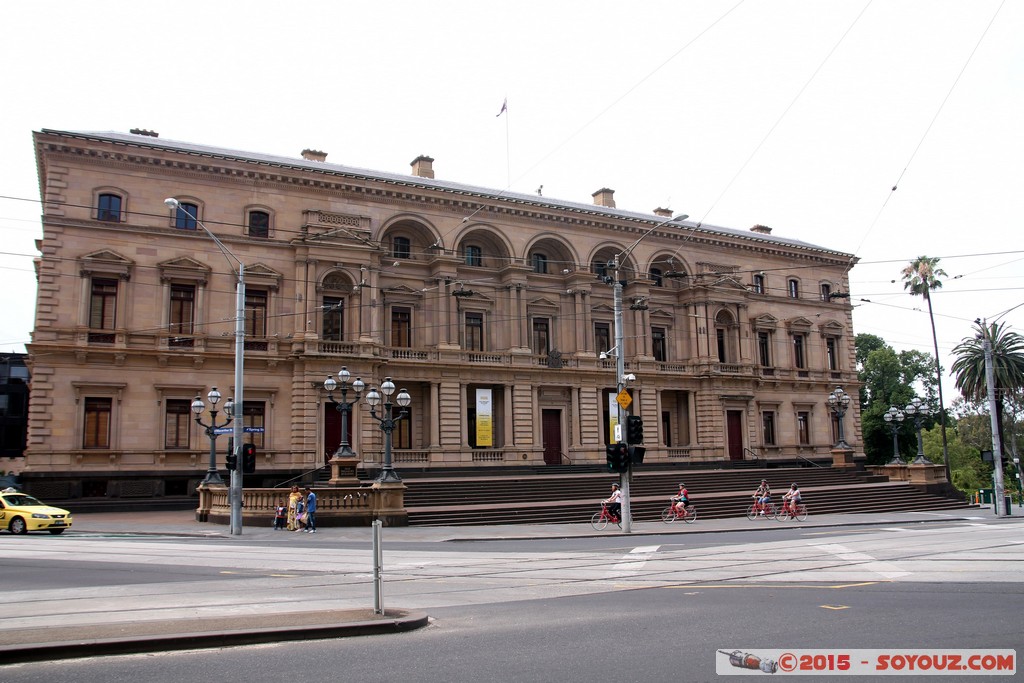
[542,410,562,465]
[727,410,743,461]
[323,405,351,466]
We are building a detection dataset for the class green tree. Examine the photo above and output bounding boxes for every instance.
[951,320,1024,470]
[901,255,950,479]
[921,424,990,494]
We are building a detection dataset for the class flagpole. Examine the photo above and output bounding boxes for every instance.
[504,104,510,189]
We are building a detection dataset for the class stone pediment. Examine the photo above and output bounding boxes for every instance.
[649,307,674,320]
[79,250,134,279]
[158,256,211,284]
[786,316,815,331]
[818,319,846,336]
[752,313,780,329]
[244,263,283,290]
[383,284,422,296]
[591,303,615,314]
[527,296,560,309]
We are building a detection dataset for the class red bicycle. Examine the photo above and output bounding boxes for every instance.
[660,502,697,524]
[591,503,628,530]
[746,498,777,520]
[776,500,808,521]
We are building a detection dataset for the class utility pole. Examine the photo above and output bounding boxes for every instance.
[982,321,1007,517]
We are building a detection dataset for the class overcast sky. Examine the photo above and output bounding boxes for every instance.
[2,0,1021,403]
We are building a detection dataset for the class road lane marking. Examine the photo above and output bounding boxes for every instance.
[820,605,850,610]
[811,543,910,579]
[606,545,660,576]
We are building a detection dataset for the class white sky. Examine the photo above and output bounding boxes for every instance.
[2,0,1021,403]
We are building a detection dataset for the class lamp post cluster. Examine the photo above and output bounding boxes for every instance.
[192,387,234,486]
[827,386,852,449]
[883,406,905,465]
[324,367,364,459]
[365,377,411,483]
[903,396,932,465]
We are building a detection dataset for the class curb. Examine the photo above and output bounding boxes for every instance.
[0,610,429,665]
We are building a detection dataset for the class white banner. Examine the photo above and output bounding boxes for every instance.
[608,392,620,443]
[715,649,1016,676]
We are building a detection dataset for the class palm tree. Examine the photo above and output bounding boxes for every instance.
[951,320,1024,459]
[901,256,950,479]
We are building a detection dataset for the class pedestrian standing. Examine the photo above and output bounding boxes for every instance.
[287,485,301,530]
[304,486,317,533]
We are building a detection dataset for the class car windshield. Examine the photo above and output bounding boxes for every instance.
[2,494,44,506]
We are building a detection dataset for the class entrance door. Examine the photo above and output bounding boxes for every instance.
[726,410,744,461]
[323,405,348,467]
[542,409,562,465]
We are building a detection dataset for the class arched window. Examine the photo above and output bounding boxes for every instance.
[174,202,199,230]
[97,194,122,223]
[392,236,411,260]
[788,278,800,299]
[464,245,482,267]
[752,273,765,294]
[531,252,548,274]
[248,211,270,238]
[650,268,663,287]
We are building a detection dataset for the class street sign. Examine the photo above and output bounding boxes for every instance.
[213,427,233,435]
[244,427,265,433]
[616,390,632,410]
[213,427,264,434]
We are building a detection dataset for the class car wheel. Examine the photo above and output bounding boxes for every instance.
[9,516,27,535]
[48,528,66,535]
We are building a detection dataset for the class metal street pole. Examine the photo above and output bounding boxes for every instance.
[609,212,687,534]
[982,322,1007,517]
[164,198,245,534]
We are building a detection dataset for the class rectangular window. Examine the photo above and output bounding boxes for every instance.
[661,410,672,447]
[97,194,121,222]
[243,401,265,448]
[594,322,611,355]
[169,284,195,336]
[762,411,776,446]
[717,328,727,362]
[248,211,270,238]
[652,327,667,362]
[395,407,412,449]
[826,337,838,371]
[164,399,192,449]
[752,274,765,294]
[757,331,771,367]
[531,253,547,274]
[323,296,344,341]
[89,278,118,330]
[174,202,199,230]
[391,307,411,348]
[532,318,550,356]
[245,289,268,338]
[820,283,832,301]
[797,411,810,445]
[392,236,411,260]
[465,312,484,351]
[464,245,482,267]
[793,334,806,369]
[83,397,112,448]
[788,279,799,298]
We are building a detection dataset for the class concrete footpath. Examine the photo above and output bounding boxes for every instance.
[0,506,1000,664]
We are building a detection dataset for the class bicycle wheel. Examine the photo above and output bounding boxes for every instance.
[591,511,608,530]
[661,506,676,524]
[764,503,777,520]
[795,504,808,521]
[746,504,758,521]
[776,506,791,521]
[683,506,697,524]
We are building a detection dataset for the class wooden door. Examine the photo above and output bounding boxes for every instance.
[727,410,744,461]
[542,409,562,465]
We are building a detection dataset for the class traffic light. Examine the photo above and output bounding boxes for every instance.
[605,442,629,473]
[242,442,256,474]
[225,451,238,472]
[629,445,646,465]
[626,415,644,444]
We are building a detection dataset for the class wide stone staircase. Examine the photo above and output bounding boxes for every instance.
[403,466,974,526]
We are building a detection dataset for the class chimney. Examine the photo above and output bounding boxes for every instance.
[592,188,616,208]
[750,224,772,235]
[411,155,435,179]
[653,207,673,218]
[301,149,328,162]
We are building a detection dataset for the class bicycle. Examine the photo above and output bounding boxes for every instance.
[776,501,808,521]
[660,502,697,524]
[746,499,777,520]
[591,503,623,530]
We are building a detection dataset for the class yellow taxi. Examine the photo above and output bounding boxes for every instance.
[0,488,73,535]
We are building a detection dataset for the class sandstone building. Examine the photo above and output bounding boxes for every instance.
[26,128,861,500]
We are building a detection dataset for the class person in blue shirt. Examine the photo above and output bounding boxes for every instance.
[304,487,317,533]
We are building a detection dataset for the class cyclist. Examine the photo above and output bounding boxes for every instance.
[752,479,771,515]
[603,483,623,520]
[672,483,690,512]
[782,483,801,514]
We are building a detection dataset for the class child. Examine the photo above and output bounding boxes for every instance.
[294,496,306,532]
[273,500,287,530]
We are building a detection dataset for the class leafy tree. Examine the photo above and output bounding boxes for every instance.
[901,255,951,479]
[921,424,990,494]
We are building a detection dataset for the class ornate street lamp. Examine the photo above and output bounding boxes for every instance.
[882,406,905,465]
[191,387,234,485]
[364,377,411,483]
[904,397,932,465]
[827,386,852,449]
[324,367,365,459]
